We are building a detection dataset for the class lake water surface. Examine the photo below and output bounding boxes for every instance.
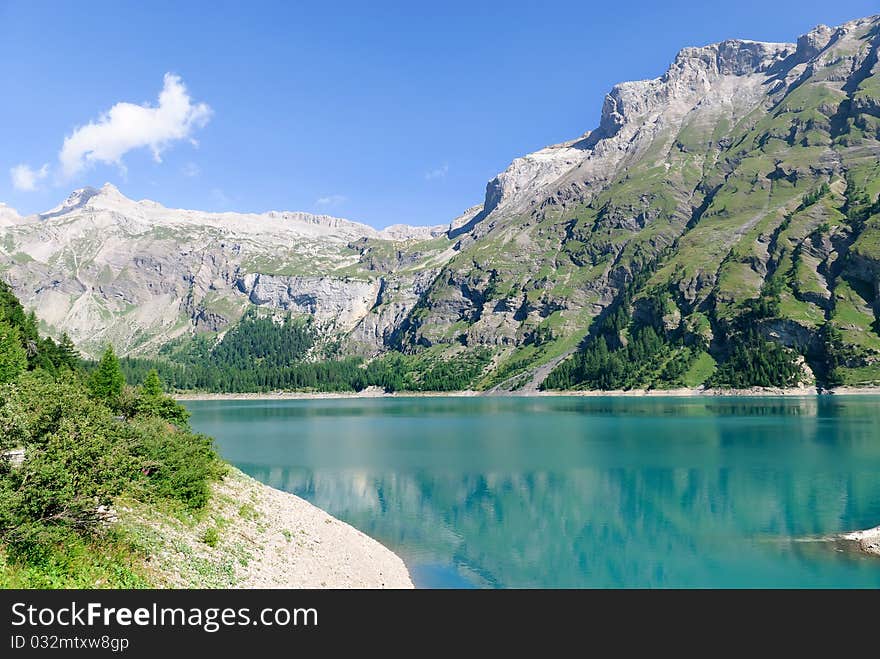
[185,396,880,588]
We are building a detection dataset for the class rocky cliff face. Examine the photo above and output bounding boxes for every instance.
[392,15,880,388]
[234,273,381,331]
[0,182,453,356]
[2,15,880,388]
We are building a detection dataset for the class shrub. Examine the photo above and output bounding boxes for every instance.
[126,417,226,510]
[0,375,136,560]
[133,370,191,428]
[201,527,220,548]
[0,371,225,565]
[0,286,226,582]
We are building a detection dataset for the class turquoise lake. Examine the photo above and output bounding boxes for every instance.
[184,396,880,588]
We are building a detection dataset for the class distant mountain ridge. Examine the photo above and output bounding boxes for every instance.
[24,182,447,240]
[0,182,451,356]
[3,14,880,391]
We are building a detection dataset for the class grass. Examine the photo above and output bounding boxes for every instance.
[478,345,542,390]
[778,292,825,328]
[113,483,252,589]
[0,530,150,589]
[793,254,829,298]
[201,527,220,548]
[850,213,880,261]
[238,502,259,520]
[839,364,880,386]
[198,291,249,321]
[650,169,802,303]
[831,279,880,351]
[10,251,33,264]
[680,351,717,387]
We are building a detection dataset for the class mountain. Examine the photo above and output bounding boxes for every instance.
[0,182,450,356]
[2,14,880,391]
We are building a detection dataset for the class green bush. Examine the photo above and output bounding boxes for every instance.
[0,286,229,584]
[126,417,226,510]
[201,527,220,548]
[0,374,137,560]
[133,369,191,428]
[0,371,225,566]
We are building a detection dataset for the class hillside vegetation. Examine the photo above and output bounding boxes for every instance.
[0,281,226,586]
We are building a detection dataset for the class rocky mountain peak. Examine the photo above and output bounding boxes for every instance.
[596,39,793,141]
[99,182,124,197]
[28,182,447,246]
[38,183,136,220]
[478,35,798,220]
[795,24,836,61]
[66,186,101,205]
[671,39,794,76]
[38,186,101,219]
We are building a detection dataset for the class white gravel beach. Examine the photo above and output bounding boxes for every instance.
[120,468,413,589]
[225,470,414,589]
[842,525,880,557]
[174,385,880,401]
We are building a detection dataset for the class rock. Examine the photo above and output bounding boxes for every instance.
[1,13,879,388]
[841,525,880,557]
[794,24,835,62]
[2,448,25,467]
[0,203,20,227]
[235,273,381,332]
[0,184,437,356]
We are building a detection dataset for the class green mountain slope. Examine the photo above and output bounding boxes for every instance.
[395,15,880,391]
[2,15,880,392]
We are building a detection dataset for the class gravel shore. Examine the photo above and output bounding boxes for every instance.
[174,385,880,401]
[122,468,413,589]
[225,470,413,589]
[842,525,880,557]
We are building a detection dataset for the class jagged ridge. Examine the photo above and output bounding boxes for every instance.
[1,14,880,392]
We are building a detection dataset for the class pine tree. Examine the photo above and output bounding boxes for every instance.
[142,368,163,396]
[90,345,125,405]
[0,321,27,384]
[133,368,190,427]
[57,333,81,370]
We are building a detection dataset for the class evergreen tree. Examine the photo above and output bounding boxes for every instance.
[57,334,81,370]
[134,368,190,427]
[0,283,225,585]
[709,330,801,388]
[142,369,163,396]
[0,321,27,384]
[820,323,846,387]
[90,346,125,406]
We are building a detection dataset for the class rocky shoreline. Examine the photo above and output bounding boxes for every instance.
[174,385,880,401]
[842,526,880,558]
[121,468,413,589]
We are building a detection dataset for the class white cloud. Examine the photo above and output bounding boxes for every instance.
[424,163,449,181]
[181,161,201,177]
[59,73,212,178]
[314,194,347,208]
[10,163,49,191]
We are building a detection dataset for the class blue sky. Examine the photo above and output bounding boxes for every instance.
[1,0,876,227]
